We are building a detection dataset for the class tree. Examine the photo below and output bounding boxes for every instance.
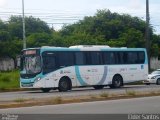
[0,10,159,70]
[27,33,52,47]
[49,31,65,47]
[0,16,53,69]
[119,28,144,48]
[0,31,11,42]
[60,9,158,58]
[25,16,51,36]
[151,34,160,57]
[8,16,52,40]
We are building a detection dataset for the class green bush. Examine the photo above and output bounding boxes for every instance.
[0,70,19,90]
[1,75,11,82]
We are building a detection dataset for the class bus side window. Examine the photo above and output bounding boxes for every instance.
[110,52,116,64]
[123,52,128,64]
[127,52,132,64]
[138,52,145,64]
[90,52,101,65]
[57,52,74,67]
[75,52,85,65]
[103,52,110,64]
[42,52,57,74]
[129,52,138,64]
[116,52,124,64]
[103,52,116,65]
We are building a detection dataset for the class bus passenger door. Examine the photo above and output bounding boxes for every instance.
[42,52,57,88]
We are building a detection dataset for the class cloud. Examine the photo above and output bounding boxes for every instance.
[0,0,7,7]
[129,0,142,9]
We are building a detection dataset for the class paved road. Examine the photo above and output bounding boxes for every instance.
[0,85,160,101]
[0,96,160,114]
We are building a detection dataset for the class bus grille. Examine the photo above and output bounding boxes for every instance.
[21,83,33,87]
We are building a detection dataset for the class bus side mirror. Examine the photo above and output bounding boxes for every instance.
[158,56,160,60]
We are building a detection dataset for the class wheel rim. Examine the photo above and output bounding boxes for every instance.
[114,76,122,87]
[60,80,69,90]
[115,80,121,87]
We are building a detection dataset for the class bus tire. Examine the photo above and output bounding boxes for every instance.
[41,88,51,93]
[58,77,72,92]
[156,78,160,85]
[110,75,123,88]
[93,85,104,90]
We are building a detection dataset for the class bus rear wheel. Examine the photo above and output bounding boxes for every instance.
[93,85,104,90]
[58,77,72,92]
[41,88,51,93]
[109,75,123,88]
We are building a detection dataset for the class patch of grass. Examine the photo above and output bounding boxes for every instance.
[1,90,160,109]
[14,98,28,103]
[13,98,34,103]
[125,89,136,96]
[109,93,120,97]
[0,70,19,90]
[157,90,160,93]
[89,94,97,99]
[53,97,62,104]
[100,92,109,98]
[149,90,160,95]
[150,90,156,95]
[1,75,11,82]
[0,86,6,91]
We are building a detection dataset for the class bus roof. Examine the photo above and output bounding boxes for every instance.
[23,45,146,52]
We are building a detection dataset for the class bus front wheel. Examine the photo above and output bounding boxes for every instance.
[109,75,123,88]
[58,77,72,92]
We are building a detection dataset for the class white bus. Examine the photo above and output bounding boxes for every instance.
[20,45,148,92]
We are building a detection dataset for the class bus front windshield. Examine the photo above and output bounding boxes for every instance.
[22,56,41,74]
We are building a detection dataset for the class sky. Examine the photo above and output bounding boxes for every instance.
[0,0,160,34]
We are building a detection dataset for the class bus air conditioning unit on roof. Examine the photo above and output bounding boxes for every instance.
[69,45,110,48]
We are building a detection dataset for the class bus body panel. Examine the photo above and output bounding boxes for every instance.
[31,64,148,88]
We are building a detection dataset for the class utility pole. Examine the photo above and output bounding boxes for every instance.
[22,0,26,49]
[146,0,150,72]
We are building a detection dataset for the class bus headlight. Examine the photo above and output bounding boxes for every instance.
[35,77,41,82]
